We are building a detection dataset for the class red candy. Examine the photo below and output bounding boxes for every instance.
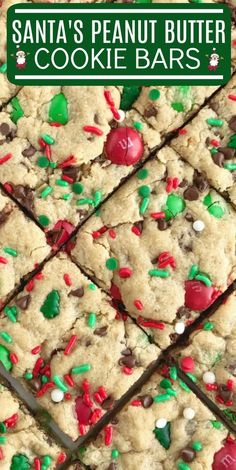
[180,356,195,372]
[184,280,220,311]
[104,127,144,166]
[75,396,92,425]
[213,441,236,470]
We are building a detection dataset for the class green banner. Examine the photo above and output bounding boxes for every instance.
[7,3,231,85]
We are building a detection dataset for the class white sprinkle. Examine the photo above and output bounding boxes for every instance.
[183,407,195,420]
[115,110,125,122]
[51,389,64,403]
[175,322,185,334]
[155,418,167,429]
[193,220,205,232]
[202,371,216,384]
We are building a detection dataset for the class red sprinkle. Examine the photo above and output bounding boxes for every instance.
[131,225,142,236]
[104,425,113,446]
[36,381,54,398]
[104,90,120,120]
[0,257,8,264]
[134,299,143,311]
[92,226,108,239]
[62,174,74,184]
[215,395,225,405]
[89,408,102,425]
[150,212,165,219]
[205,383,218,391]
[63,273,72,286]
[166,177,173,193]
[179,128,187,135]
[5,413,18,428]
[49,122,63,127]
[31,345,41,355]
[93,392,103,404]
[34,457,41,470]
[137,317,165,330]
[10,353,18,365]
[173,177,179,189]
[64,335,77,355]
[58,156,77,168]
[158,252,176,269]
[33,358,44,377]
[45,144,52,161]
[64,392,72,400]
[0,448,4,460]
[131,399,142,406]
[0,153,13,165]
[119,267,133,278]
[26,279,34,292]
[64,374,74,387]
[57,453,67,464]
[98,386,107,400]
[228,94,236,101]
[210,139,220,147]
[108,229,116,239]
[83,125,103,136]
[123,366,133,375]
[83,393,93,408]
[38,138,46,148]
[225,400,233,407]
[3,183,13,193]
[227,379,234,390]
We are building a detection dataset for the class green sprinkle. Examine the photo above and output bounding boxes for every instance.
[171,102,184,113]
[160,379,172,390]
[177,462,191,470]
[10,97,24,124]
[137,169,149,180]
[41,134,55,145]
[0,344,12,371]
[76,198,94,206]
[88,312,96,328]
[3,247,18,257]
[120,86,141,111]
[224,163,236,171]
[170,366,177,380]
[195,274,212,287]
[138,185,151,198]
[93,191,102,207]
[186,373,197,383]
[72,183,84,194]
[140,197,150,215]
[206,118,223,127]
[56,179,69,187]
[71,364,91,374]
[133,121,143,131]
[61,193,72,201]
[40,186,53,198]
[0,332,12,343]
[48,93,68,125]
[4,306,18,323]
[0,422,7,433]
[0,63,7,73]
[188,264,198,280]
[88,283,96,291]
[211,420,222,429]
[148,89,160,101]
[24,371,33,380]
[153,393,171,402]
[210,147,219,155]
[38,215,50,227]
[106,257,118,271]
[49,162,57,169]
[148,269,170,278]
[42,455,52,467]
[10,454,30,470]
[37,156,50,168]
[192,441,202,451]
[203,321,214,331]
[178,379,190,392]
[41,375,48,384]
[111,449,119,459]
[53,375,68,392]
[0,436,6,444]
[166,388,177,397]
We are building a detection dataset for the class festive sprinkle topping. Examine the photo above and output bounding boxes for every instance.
[154,421,171,449]
[10,97,24,124]
[148,269,170,278]
[140,197,150,215]
[88,312,97,328]
[41,134,55,145]
[83,125,103,136]
[53,375,68,392]
[183,407,195,420]
[137,168,149,180]
[171,102,184,112]
[51,388,64,403]
[3,247,18,257]
[106,258,118,271]
[71,364,91,375]
[0,332,12,343]
[206,118,223,127]
[40,290,60,319]
[105,127,144,166]
[120,86,141,111]
[38,215,50,227]
[149,89,160,101]
[10,454,31,470]
[0,153,13,165]
[4,306,18,323]
[40,186,53,199]
[72,183,84,194]
[48,93,68,125]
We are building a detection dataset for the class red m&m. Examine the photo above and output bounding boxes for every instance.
[104,127,144,166]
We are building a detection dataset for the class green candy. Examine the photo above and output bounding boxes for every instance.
[38,215,50,227]
[72,183,84,194]
[40,290,60,319]
[10,97,24,124]
[37,156,50,168]
[165,193,186,219]
[149,89,160,101]
[48,93,68,125]
[203,193,224,218]
[153,422,171,449]
[120,86,141,111]
[138,185,151,198]
[10,454,31,470]
[171,102,184,112]
[0,344,12,371]
[137,169,149,180]
[106,257,118,271]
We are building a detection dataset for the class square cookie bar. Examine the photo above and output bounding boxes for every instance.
[173,290,236,429]
[0,382,66,469]
[0,190,50,308]
[76,367,232,470]
[170,75,236,209]
[0,253,158,440]
[71,146,236,350]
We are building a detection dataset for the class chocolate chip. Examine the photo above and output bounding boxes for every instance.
[22,145,36,157]
[0,203,12,225]
[170,332,178,343]
[101,397,114,410]
[94,326,108,337]
[119,355,136,368]
[69,287,84,297]
[133,221,144,234]
[178,178,188,188]
[181,447,196,463]
[157,219,168,231]
[6,129,16,142]
[15,294,31,310]
[139,395,153,408]
[193,172,209,192]
[94,113,101,125]
[212,152,224,167]
[177,306,191,319]
[107,462,117,470]
[218,146,235,160]
[29,378,41,392]
[218,384,233,402]
[121,348,132,356]
[12,185,34,213]
[144,106,157,118]
[183,186,199,201]
[185,212,194,222]
[229,116,236,132]
[0,123,10,136]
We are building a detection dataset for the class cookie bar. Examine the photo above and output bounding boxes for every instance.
[0,382,66,469]
[0,190,50,307]
[0,253,158,440]
[77,367,232,470]
[170,75,236,208]
[71,146,236,350]
[173,290,236,428]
